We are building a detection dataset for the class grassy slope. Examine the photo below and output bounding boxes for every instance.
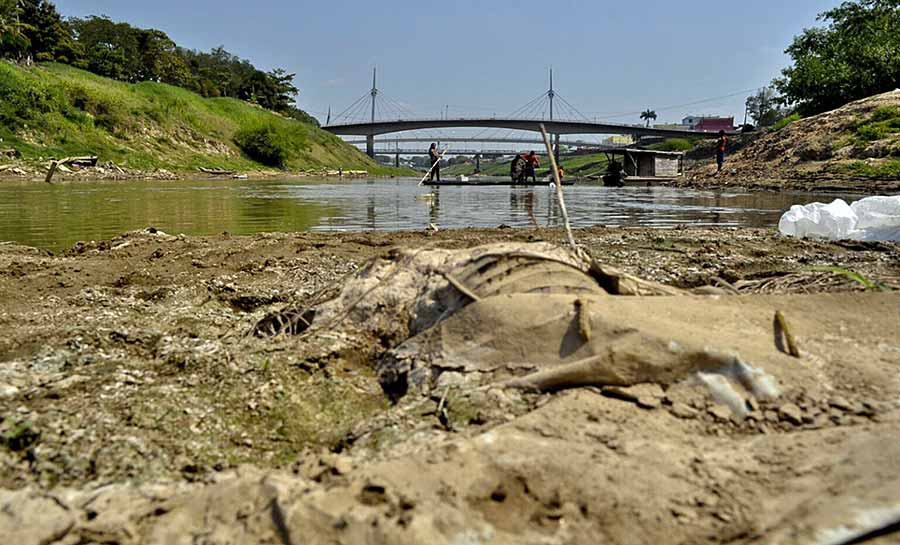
[444,152,611,178]
[719,91,900,183]
[0,62,407,174]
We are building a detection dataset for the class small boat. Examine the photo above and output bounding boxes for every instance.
[422,176,575,187]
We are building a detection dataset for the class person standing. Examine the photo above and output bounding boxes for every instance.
[428,143,441,182]
[524,151,540,183]
[715,130,728,175]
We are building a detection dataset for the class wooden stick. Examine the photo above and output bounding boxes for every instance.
[774,310,801,358]
[44,156,98,184]
[44,159,64,184]
[539,125,579,255]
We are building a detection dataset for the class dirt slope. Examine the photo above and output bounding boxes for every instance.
[685,90,900,193]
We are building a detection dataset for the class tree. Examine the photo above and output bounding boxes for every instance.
[18,0,79,63]
[1,2,314,124]
[69,16,143,80]
[640,109,657,127]
[745,87,785,127]
[0,0,32,61]
[774,0,900,116]
[136,29,190,84]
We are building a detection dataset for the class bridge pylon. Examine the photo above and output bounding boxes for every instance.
[367,67,378,157]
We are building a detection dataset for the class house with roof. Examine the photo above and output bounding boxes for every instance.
[681,115,735,131]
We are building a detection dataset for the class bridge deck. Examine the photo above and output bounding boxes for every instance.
[325,117,731,139]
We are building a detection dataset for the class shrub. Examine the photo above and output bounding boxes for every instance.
[234,124,292,167]
[773,112,800,131]
[834,159,900,178]
[856,106,900,141]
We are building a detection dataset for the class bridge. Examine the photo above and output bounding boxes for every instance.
[371,148,539,157]
[321,68,730,158]
[342,136,596,147]
[327,118,718,156]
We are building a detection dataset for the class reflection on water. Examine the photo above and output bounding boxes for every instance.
[0,177,856,252]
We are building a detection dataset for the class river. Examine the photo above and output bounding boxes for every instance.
[0,178,852,253]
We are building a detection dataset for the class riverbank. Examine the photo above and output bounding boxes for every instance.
[0,62,412,179]
[681,90,900,194]
[0,159,391,183]
[1,226,899,544]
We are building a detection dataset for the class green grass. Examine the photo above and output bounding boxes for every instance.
[649,138,695,152]
[0,61,407,174]
[856,106,900,141]
[831,159,900,178]
[811,266,892,292]
[774,112,801,131]
[444,152,610,177]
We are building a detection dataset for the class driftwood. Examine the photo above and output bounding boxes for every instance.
[44,156,99,184]
[199,167,236,176]
[326,169,367,177]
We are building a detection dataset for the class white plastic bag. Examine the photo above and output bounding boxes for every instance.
[778,199,857,239]
[779,195,900,241]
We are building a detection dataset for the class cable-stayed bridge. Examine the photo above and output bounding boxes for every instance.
[322,68,731,158]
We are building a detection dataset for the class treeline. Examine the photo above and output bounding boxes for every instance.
[775,0,900,116]
[745,0,900,122]
[0,0,316,124]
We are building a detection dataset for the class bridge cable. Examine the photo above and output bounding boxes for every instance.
[332,92,372,123]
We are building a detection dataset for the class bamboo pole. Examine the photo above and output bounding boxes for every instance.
[539,124,578,254]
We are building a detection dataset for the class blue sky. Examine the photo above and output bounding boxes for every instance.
[55,0,840,126]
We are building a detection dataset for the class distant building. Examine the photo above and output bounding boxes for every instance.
[603,134,634,146]
[694,117,735,132]
[681,115,735,131]
[681,115,705,128]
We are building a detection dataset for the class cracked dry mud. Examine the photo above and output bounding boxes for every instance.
[0,226,899,545]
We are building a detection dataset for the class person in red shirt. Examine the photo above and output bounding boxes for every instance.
[715,130,728,175]
[522,151,540,182]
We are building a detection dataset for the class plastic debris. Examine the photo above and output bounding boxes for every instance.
[778,195,900,241]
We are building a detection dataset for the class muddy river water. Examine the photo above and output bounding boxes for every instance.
[0,178,854,252]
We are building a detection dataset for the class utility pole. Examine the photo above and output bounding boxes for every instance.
[326,106,331,126]
[367,67,377,157]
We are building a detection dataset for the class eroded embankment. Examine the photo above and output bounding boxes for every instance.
[683,90,900,193]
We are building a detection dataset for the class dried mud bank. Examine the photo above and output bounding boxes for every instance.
[0,162,377,183]
[1,226,899,545]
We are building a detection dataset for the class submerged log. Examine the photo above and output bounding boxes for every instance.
[44,156,99,183]
[199,167,236,176]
